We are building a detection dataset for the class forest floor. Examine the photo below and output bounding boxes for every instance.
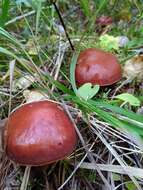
[0,1,143,190]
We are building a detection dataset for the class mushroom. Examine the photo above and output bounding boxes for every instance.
[96,15,113,27]
[4,100,77,166]
[75,48,122,86]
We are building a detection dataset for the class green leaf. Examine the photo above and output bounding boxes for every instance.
[125,182,136,190]
[77,83,100,100]
[115,93,140,107]
[99,34,119,51]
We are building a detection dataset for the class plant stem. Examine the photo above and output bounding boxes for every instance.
[52,1,75,51]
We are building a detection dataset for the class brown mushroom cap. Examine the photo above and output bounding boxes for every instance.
[75,48,122,86]
[96,16,113,26]
[5,101,77,166]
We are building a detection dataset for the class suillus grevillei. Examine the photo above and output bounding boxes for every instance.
[75,48,122,86]
[4,100,77,166]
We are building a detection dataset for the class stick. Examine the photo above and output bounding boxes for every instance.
[51,1,75,51]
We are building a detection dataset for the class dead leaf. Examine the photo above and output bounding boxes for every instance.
[123,55,143,82]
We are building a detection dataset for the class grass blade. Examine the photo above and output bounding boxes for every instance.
[89,99,143,123]
[0,0,10,27]
[69,52,79,94]
[79,0,91,17]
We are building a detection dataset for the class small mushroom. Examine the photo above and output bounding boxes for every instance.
[75,48,122,86]
[96,15,112,26]
[4,100,77,166]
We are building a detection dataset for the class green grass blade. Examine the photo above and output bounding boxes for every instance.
[0,27,43,77]
[94,0,108,15]
[66,95,143,138]
[0,47,35,74]
[43,72,74,95]
[79,0,91,17]
[35,0,42,36]
[69,52,79,94]
[0,0,10,27]
[89,99,143,123]
[0,27,23,47]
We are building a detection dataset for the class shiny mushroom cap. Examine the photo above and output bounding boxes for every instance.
[75,48,122,86]
[5,100,77,166]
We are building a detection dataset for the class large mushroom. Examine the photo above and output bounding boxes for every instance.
[4,100,77,166]
[75,48,122,86]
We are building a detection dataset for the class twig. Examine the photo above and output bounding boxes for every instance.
[51,1,75,51]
